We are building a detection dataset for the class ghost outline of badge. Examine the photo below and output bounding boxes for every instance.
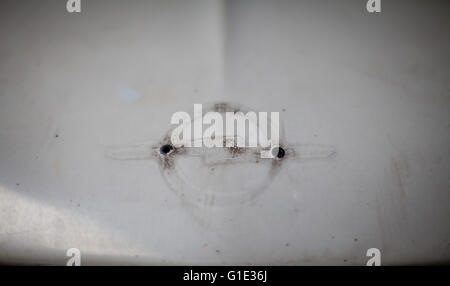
[106,102,336,210]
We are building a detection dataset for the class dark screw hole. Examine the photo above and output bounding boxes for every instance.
[160,144,173,155]
[271,147,285,159]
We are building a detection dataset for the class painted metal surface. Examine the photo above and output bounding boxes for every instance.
[0,0,449,265]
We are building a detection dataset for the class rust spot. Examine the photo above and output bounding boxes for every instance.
[159,156,174,170]
[213,102,240,113]
[227,145,246,157]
